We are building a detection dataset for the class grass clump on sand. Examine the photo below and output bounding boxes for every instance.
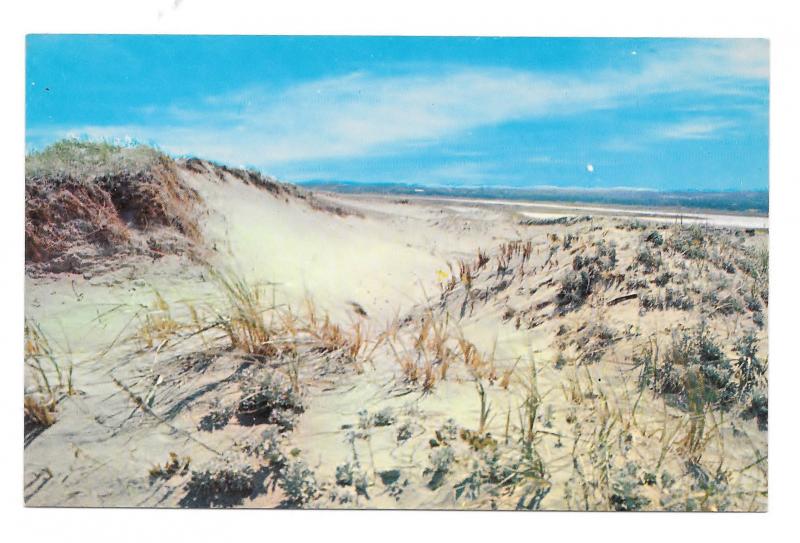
[609,462,651,511]
[149,452,191,482]
[555,243,617,311]
[209,270,279,358]
[669,225,709,260]
[237,370,304,429]
[386,308,500,391]
[26,139,164,179]
[637,324,767,419]
[182,454,257,508]
[25,139,201,271]
[202,271,369,366]
[132,268,371,370]
[24,395,57,445]
[279,460,319,507]
[24,319,75,445]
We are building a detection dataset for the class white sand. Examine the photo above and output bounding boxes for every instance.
[24,163,769,510]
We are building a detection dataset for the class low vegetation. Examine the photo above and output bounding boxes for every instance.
[182,454,257,507]
[26,140,202,273]
[24,319,74,445]
[24,146,768,511]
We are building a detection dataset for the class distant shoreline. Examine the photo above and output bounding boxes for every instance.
[410,194,767,219]
[319,192,770,230]
[299,181,769,216]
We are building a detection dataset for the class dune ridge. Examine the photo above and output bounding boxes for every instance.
[24,142,768,511]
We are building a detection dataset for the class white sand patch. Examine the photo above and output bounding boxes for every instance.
[422,196,768,229]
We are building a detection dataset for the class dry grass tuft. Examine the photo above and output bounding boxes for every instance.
[26,140,202,272]
[137,290,186,349]
[129,268,373,373]
[386,307,499,389]
[211,271,277,357]
[24,319,75,443]
[24,395,57,442]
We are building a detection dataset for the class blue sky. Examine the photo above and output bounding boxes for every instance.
[26,36,769,191]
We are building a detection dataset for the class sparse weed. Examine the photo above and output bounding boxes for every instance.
[636,246,663,273]
[556,270,595,309]
[734,332,767,398]
[237,426,287,466]
[670,225,709,260]
[426,446,455,489]
[609,462,651,511]
[24,319,75,441]
[279,459,319,507]
[373,407,395,427]
[237,370,304,429]
[645,230,664,246]
[24,394,57,444]
[211,270,276,357]
[136,290,185,349]
[182,454,256,507]
[396,421,415,443]
[654,271,673,287]
[742,390,768,431]
[197,402,232,432]
[149,452,191,482]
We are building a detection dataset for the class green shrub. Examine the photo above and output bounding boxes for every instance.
[279,460,318,506]
[742,390,768,431]
[182,455,256,507]
[643,325,738,410]
[26,139,164,179]
[609,462,651,511]
[237,371,304,429]
[664,287,694,311]
[645,230,664,246]
[654,271,673,287]
[636,247,663,273]
[426,446,455,489]
[670,226,708,260]
[734,332,766,397]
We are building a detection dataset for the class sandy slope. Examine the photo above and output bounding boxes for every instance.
[24,161,769,510]
[178,166,450,322]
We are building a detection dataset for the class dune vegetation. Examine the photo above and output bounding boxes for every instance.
[24,141,767,510]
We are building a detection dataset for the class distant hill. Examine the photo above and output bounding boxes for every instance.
[299,181,769,215]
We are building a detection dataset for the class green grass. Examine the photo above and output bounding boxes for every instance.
[26,139,165,179]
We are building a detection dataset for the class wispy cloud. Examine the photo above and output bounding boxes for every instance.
[29,39,768,168]
[653,118,735,140]
[600,116,737,153]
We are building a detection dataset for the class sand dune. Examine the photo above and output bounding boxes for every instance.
[24,146,769,510]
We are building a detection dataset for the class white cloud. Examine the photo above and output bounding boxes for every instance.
[31,40,768,166]
[652,118,735,140]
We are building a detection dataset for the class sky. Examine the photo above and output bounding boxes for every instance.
[26,36,769,191]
